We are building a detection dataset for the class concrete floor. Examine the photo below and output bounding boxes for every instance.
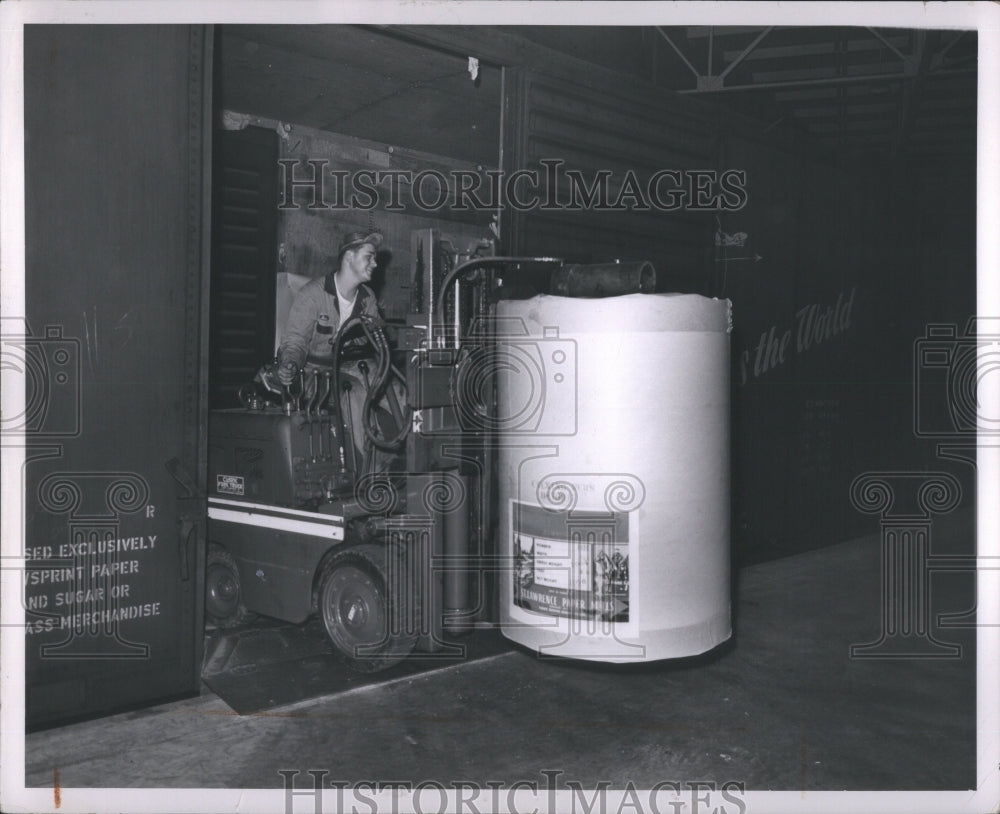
[23,511,977,793]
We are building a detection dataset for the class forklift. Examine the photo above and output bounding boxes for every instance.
[204,229,653,671]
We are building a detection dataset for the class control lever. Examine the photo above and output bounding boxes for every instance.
[341,379,357,475]
[357,360,376,442]
[317,371,332,460]
[385,376,405,432]
[304,368,319,462]
[283,370,305,415]
[281,381,292,415]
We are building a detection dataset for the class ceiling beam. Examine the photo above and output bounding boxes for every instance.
[931,30,967,71]
[751,64,901,84]
[722,37,908,63]
[655,26,700,78]
[681,71,905,94]
[659,25,774,91]
[680,66,970,94]
[707,27,713,77]
[686,26,771,39]
[892,30,934,161]
[719,27,774,80]
[865,27,908,62]
[773,88,839,101]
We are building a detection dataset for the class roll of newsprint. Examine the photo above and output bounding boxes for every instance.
[495,292,732,662]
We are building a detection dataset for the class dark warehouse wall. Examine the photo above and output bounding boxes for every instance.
[721,133,977,562]
[491,36,977,565]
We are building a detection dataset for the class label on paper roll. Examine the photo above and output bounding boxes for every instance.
[510,500,637,636]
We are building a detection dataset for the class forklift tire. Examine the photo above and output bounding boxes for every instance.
[205,544,254,628]
[318,544,418,672]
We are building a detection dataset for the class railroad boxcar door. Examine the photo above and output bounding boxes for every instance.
[19,24,213,729]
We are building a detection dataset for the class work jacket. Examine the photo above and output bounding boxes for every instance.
[277,273,380,370]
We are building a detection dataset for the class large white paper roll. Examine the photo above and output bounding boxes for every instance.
[496,292,732,662]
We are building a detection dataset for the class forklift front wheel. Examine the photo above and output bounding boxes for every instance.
[205,544,254,628]
[318,544,417,672]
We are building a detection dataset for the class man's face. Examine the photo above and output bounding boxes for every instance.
[344,244,377,284]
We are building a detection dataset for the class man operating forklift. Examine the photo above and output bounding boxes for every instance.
[276,230,383,384]
[270,229,405,472]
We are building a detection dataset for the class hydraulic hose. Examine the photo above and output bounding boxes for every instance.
[332,315,412,453]
[433,256,562,335]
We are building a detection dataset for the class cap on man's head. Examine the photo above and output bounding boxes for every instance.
[338,230,383,258]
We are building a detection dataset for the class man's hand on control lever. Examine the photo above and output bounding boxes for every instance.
[277,361,299,387]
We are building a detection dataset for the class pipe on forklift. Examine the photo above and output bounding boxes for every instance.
[550,261,656,297]
[443,473,470,631]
